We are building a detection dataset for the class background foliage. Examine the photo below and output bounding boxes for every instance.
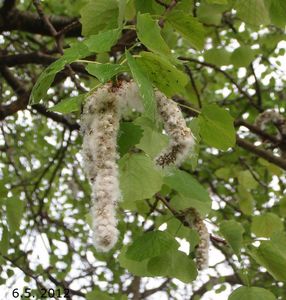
[0,0,286,299]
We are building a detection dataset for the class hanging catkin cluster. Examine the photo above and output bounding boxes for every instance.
[81,84,121,252]
[153,90,208,269]
[155,90,195,167]
[255,109,286,139]
[191,210,209,270]
[81,80,207,258]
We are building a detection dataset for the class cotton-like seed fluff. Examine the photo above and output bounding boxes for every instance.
[192,210,209,270]
[255,109,286,138]
[81,80,196,251]
[81,84,121,252]
[116,80,144,114]
[155,90,195,167]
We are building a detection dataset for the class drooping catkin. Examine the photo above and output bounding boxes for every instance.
[155,90,195,167]
[81,80,196,252]
[255,109,286,138]
[81,84,121,252]
[192,210,209,270]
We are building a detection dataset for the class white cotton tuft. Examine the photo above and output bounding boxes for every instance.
[155,90,195,167]
[81,84,121,252]
[255,109,286,138]
[192,210,209,270]
[116,80,144,113]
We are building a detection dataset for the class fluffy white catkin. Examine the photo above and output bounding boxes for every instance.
[116,80,144,113]
[81,80,196,252]
[255,110,286,138]
[155,90,195,167]
[192,210,209,270]
[81,84,121,252]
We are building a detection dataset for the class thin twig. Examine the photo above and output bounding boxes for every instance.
[184,65,202,108]
[179,56,261,111]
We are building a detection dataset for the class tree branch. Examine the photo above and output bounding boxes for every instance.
[0,66,30,119]
[0,66,79,130]
[0,52,88,77]
[184,65,202,108]
[236,136,286,170]
[179,56,261,111]
[32,104,80,131]
[141,279,170,298]
[190,275,240,300]
[0,52,56,66]
[0,0,17,14]
[0,9,81,36]
[250,63,262,109]
[156,193,226,245]
[235,119,282,145]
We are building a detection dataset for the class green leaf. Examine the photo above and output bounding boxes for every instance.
[119,153,163,203]
[279,197,286,217]
[135,199,151,214]
[126,51,156,120]
[198,104,235,151]
[166,218,200,250]
[146,243,198,283]
[86,289,113,300]
[237,170,258,190]
[84,28,122,53]
[235,0,270,26]
[134,0,164,14]
[270,232,286,253]
[86,63,127,83]
[164,169,211,216]
[0,226,10,255]
[168,250,197,283]
[134,117,169,158]
[48,94,85,113]
[204,48,231,66]
[250,240,286,281]
[146,238,198,283]
[30,28,122,104]
[166,10,206,50]
[118,246,151,276]
[136,51,189,97]
[258,158,283,176]
[251,213,284,238]
[215,167,232,180]
[187,118,200,169]
[238,185,254,215]
[126,231,179,261]
[0,182,7,198]
[30,43,90,104]
[229,286,276,300]
[62,42,91,61]
[231,46,256,67]
[268,0,286,28]
[6,198,25,233]
[207,0,228,4]
[29,59,66,104]
[170,194,209,218]
[137,13,171,57]
[147,254,171,276]
[197,3,224,25]
[118,0,126,26]
[80,0,119,36]
[220,220,244,254]
[118,122,143,156]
